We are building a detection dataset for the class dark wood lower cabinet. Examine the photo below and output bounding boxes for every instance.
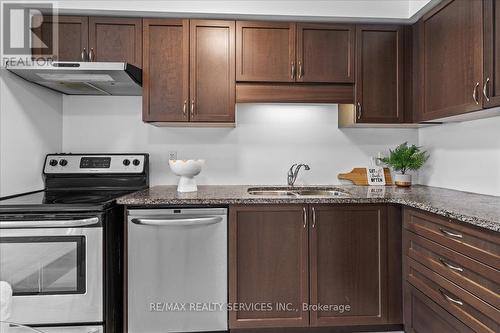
[309,205,389,326]
[229,204,402,329]
[229,205,309,328]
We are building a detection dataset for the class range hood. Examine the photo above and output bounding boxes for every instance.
[6,61,142,95]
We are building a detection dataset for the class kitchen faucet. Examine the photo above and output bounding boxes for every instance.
[287,163,310,186]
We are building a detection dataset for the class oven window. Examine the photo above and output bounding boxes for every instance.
[0,236,85,296]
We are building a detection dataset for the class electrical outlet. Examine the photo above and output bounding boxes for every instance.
[168,151,177,160]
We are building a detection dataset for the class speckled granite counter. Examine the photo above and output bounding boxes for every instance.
[117,185,500,232]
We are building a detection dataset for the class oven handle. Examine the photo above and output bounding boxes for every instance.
[131,216,223,226]
[0,217,99,229]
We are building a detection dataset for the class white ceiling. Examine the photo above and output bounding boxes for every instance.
[50,0,437,23]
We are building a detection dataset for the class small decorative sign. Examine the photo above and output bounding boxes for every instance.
[367,186,386,198]
[366,167,386,186]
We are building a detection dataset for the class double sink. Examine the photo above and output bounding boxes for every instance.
[247,187,350,198]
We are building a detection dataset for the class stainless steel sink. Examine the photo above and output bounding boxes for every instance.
[247,188,350,197]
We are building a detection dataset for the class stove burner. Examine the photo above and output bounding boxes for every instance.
[50,194,112,204]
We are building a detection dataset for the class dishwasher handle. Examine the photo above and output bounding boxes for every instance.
[131,216,223,227]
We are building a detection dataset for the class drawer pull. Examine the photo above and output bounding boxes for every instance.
[439,258,464,272]
[440,228,463,239]
[439,289,463,306]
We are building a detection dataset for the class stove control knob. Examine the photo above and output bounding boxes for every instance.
[133,159,141,166]
[49,159,58,166]
[59,159,68,166]
[123,159,131,166]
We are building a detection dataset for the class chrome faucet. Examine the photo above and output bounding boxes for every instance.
[287,163,310,186]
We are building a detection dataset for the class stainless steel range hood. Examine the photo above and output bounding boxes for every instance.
[6,61,142,95]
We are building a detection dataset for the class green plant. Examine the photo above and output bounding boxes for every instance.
[380,142,429,175]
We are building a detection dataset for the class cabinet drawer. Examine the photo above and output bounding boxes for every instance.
[404,284,475,333]
[406,258,500,333]
[404,208,500,270]
[404,230,500,308]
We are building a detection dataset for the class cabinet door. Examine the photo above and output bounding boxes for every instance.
[89,17,142,67]
[296,23,355,83]
[236,21,296,82]
[190,20,235,123]
[418,0,483,120]
[142,19,189,122]
[229,205,309,328]
[32,15,88,61]
[404,284,475,333]
[484,0,500,108]
[356,25,403,123]
[309,205,388,326]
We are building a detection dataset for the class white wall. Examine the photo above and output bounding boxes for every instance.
[418,116,500,197]
[62,96,418,186]
[0,69,63,197]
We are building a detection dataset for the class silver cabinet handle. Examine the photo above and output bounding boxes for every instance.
[298,61,303,79]
[473,82,480,104]
[311,207,316,228]
[0,217,99,229]
[131,216,222,227]
[190,100,195,118]
[483,77,490,102]
[302,207,307,228]
[439,289,463,306]
[182,100,187,118]
[81,48,88,62]
[439,258,464,272]
[357,102,362,120]
[88,48,95,62]
[291,62,296,79]
[439,228,463,239]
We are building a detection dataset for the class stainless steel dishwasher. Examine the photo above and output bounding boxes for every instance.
[127,208,227,333]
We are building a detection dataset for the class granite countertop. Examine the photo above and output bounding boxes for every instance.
[117,185,500,232]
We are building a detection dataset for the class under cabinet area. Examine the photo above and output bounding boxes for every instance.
[403,208,500,333]
[228,204,403,329]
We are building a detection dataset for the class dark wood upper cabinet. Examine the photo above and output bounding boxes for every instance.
[355,25,404,123]
[296,24,355,83]
[189,20,235,123]
[229,205,309,328]
[483,0,500,108]
[89,17,142,67]
[309,205,389,326]
[236,21,296,82]
[32,15,88,61]
[417,0,483,121]
[142,19,189,122]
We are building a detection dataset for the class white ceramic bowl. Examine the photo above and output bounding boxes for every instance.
[169,159,205,192]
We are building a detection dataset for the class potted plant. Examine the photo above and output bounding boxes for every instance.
[380,142,429,187]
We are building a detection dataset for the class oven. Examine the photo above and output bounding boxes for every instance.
[0,214,103,326]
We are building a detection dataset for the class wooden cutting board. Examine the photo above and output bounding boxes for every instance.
[337,168,393,186]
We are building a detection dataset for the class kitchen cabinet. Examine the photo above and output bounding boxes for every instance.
[229,205,309,328]
[142,19,189,122]
[229,204,402,329]
[416,0,483,121]
[355,25,404,123]
[89,17,142,67]
[483,0,500,108]
[32,15,88,61]
[403,208,500,333]
[143,19,235,124]
[32,15,142,65]
[296,23,355,83]
[189,20,235,122]
[236,21,296,82]
[236,21,355,84]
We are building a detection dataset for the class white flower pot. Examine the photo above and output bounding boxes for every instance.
[169,159,204,192]
[394,173,412,187]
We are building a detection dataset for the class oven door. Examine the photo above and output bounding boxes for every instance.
[0,218,103,325]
